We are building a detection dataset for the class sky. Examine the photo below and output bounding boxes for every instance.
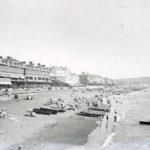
[0,0,150,79]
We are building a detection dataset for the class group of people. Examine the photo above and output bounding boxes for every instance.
[0,88,10,96]
[45,97,66,110]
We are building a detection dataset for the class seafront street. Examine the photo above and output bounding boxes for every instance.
[0,86,147,150]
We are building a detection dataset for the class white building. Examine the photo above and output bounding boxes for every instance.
[50,66,79,85]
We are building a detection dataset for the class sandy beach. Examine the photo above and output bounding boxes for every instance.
[0,87,149,150]
[0,89,104,150]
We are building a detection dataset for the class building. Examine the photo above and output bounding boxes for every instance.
[0,56,52,90]
[0,56,80,90]
[0,56,26,89]
[104,78,114,86]
[50,66,67,83]
[66,73,79,86]
[25,62,51,88]
[50,66,79,85]
[0,56,113,90]
[79,73,105,85]
[79,73,115,86]
[0,78,12,90]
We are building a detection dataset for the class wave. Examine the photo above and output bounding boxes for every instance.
[99,132,116,150]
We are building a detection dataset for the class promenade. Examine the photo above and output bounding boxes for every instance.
[0,87,70,102]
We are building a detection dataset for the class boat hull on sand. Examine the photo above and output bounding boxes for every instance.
[139,121,150,125]
[77,111,105,117]
[33,108,51,115]
[90,107,111,112]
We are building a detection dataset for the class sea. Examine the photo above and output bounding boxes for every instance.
[6,88,150,150]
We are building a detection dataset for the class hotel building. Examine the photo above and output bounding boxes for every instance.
[79,73,114,86]
[0,56,79,90]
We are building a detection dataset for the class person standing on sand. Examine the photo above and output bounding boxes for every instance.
[114,115,117,122]
[99,115,103,128]
[105,114,109,128]
[114,111,117,122]
[106,114,109,120]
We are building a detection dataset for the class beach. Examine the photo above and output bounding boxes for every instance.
[0,89,104,150]
[0,87,150,150]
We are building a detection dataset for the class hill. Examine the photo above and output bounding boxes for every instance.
[114,77,150,85]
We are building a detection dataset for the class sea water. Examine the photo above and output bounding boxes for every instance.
[84,89,150,150]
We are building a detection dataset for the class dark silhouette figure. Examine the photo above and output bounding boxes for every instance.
[114,115,117,122]
[18,145,22,150]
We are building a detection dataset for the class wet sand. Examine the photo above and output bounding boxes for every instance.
[13,115,99,150]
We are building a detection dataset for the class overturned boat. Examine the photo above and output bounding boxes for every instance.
[77,111,101,117]
[41,106,65,113]
[77,111,105,117]
[33,104,66,115]
[77,107,106,117]
[40,107,58,114]
[33,108,52,115]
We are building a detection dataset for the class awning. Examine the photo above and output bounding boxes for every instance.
[26,75,35,77]
[0,73,23,79]
[26,75,50,78]
[0,74,7,77]
[9,75,19,78]
[0,80,12,85]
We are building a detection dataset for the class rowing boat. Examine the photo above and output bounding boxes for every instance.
[139,121,150,125]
